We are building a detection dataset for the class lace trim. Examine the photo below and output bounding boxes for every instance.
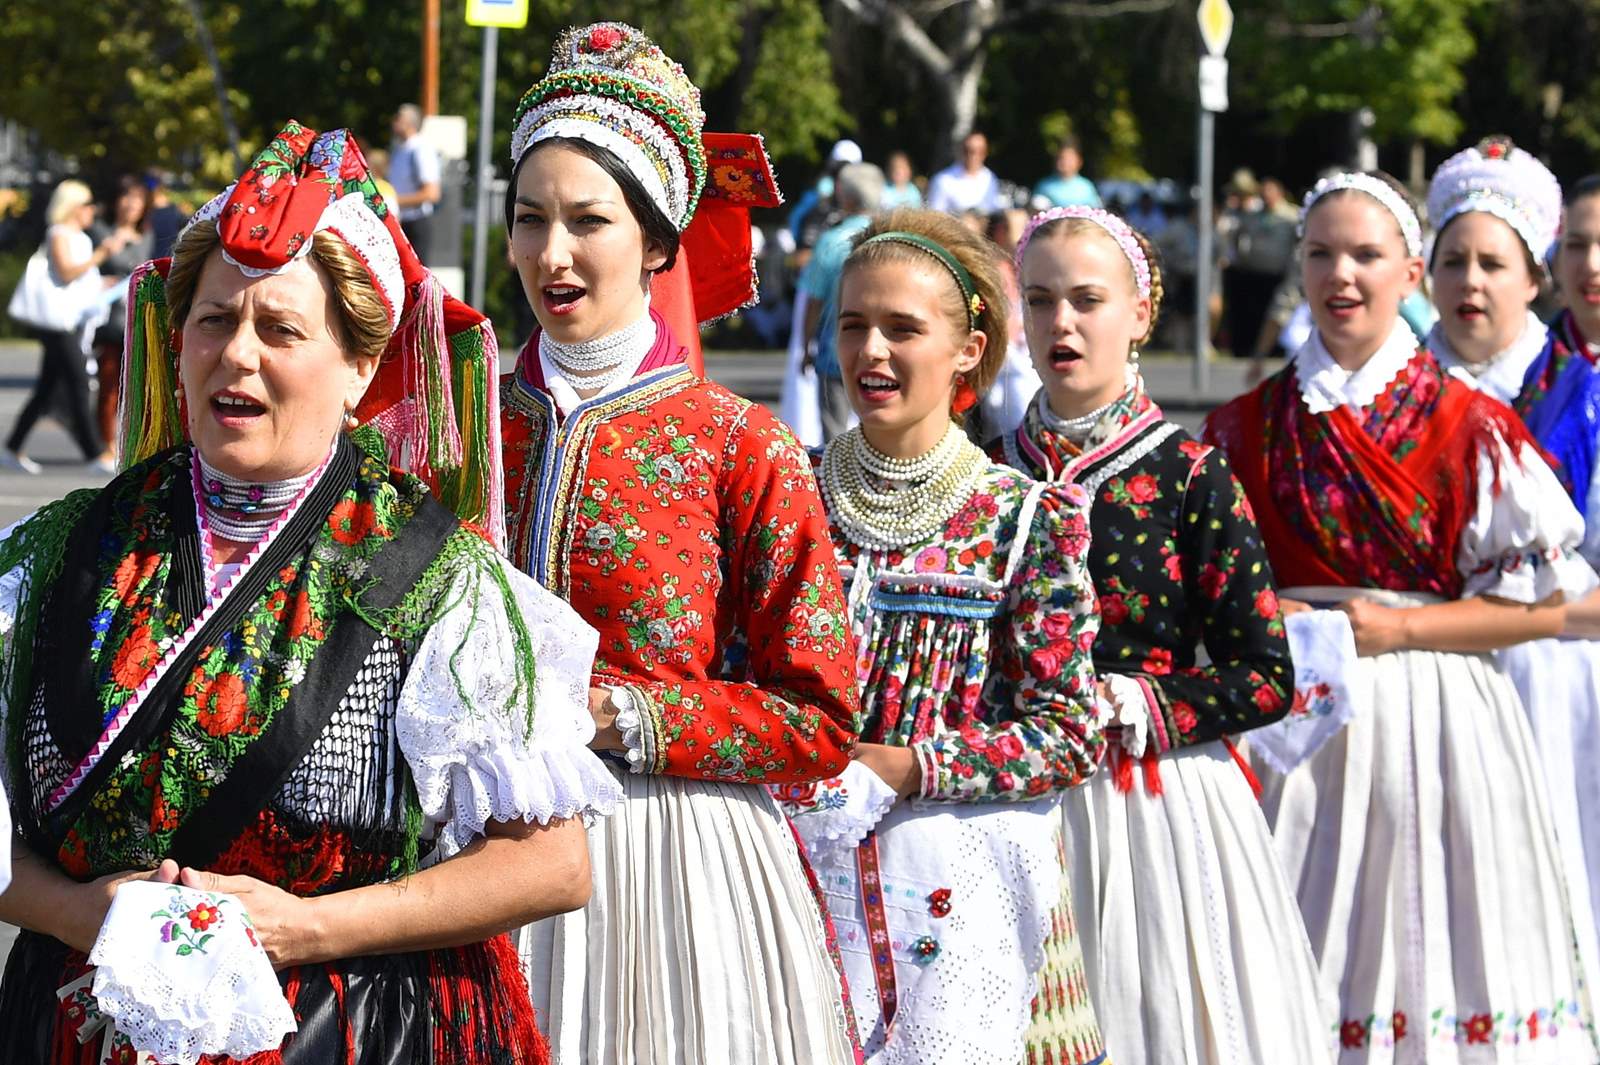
[1292,318,1418,414]
[1426,310,1549,406]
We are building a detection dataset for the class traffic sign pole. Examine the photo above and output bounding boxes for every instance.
[470,26,498,311]
[1193,0,1232,396]
[465,0,528,311]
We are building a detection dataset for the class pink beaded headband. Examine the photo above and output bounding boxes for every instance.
[1015,206,1152,300]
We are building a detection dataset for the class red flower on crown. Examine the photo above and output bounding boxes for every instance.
[588,26,624,52]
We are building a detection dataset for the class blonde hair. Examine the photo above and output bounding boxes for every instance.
[46,180,94,226]
[841,207,1010,407]
[165,220,393,361]
[1019,216,1165,346]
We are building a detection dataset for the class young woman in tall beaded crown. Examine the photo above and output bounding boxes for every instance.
[499,22,862,1065]
[780,206,1110,1064]
[996,206,1333,1063]
[1205,170,1599,1063]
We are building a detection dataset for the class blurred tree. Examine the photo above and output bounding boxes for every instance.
[0,0,249,183]
[0,0,845,187]
[1230,0,1487,151]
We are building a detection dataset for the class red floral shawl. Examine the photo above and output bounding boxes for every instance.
[1204,350,1530,597]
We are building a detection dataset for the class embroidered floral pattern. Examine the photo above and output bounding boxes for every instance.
[502,367,858,782]
[822,462,1103,802]
[1336,999,1587,1051]
[49,447,428,875]
[150,888,226,957]
[1004,394,1293,752]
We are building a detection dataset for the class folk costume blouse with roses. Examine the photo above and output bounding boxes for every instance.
[0,437,620,1065]
[500,309,858,781]
[998,383,1293,755]
[783,455,1105,1064]
[821,462,1103,801]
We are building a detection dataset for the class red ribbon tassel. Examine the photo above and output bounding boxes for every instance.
[1221,736,1263,800]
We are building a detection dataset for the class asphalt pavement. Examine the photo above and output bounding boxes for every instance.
[0,335,1272,966]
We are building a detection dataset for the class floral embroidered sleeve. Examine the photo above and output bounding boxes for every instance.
[1131,447,1292,751]
[914,484,1104,803]
[625,404,860,783]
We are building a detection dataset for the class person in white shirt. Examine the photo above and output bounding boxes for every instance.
[389,103,442,263]
[927,131,1005,215]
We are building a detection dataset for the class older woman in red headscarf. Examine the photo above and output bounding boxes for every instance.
[0,122,620,1065]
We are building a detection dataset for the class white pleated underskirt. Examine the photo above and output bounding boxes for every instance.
[517,766,857,1065]
[1065,739,1337,1065]
[1259,604,1598,1064]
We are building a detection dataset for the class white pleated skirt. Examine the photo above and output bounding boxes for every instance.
[1500,637,1600,1002]
[517,766,858,1065]
[1064,738,1336,1065]
[1260,590,1598,1064]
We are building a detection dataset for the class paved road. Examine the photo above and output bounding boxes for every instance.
[0,336,1272,965]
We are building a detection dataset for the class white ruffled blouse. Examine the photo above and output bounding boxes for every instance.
[1293,322,1598,605]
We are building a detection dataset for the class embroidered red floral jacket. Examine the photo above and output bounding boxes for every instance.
[501,318,859,783]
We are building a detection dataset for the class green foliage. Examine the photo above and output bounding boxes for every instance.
[1231,0,1489,146]
[0,0,247,183]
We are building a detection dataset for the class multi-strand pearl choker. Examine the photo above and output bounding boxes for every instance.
[820,425,988,551]
[1039,364,1139,444]
[540,311,657,394]
[195,452,321,543]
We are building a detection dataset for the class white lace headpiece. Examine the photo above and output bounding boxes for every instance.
[1299,172,1424,258]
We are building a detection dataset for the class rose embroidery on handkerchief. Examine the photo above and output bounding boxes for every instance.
[151,887,227,957]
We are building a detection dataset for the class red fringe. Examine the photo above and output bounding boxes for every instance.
[429,934,548,1065]
[1109,746,1164,795]
[1111,746,1135,793]
[1222,736,1263,800]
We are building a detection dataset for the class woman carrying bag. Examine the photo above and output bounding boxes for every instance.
[4,179,122,473]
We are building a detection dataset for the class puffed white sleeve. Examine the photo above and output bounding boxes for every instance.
[396,551,623,860]
[1457,434,1600,603]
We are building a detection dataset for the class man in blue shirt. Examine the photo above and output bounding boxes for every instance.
[1031,137,1101,209]
[799,163,884,441]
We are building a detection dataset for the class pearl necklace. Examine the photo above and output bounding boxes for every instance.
[195,452,320,544]
[1038,363,1139,443]
[540,311,657,393]
[820,425,988,550]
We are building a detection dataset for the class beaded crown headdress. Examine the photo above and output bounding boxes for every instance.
[121,121,505,543]
[1425,135,1561,266]
[510,22,708,232]
[1015,206,1153,300]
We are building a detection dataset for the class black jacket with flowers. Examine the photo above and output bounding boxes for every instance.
[995,388,1292,752]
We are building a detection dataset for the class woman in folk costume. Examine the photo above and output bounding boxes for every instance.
[0,122,622,1064]
[1541,173,1600,572]
[996,206,1332,1064]
[1204,170,1600,1064]
[778,206,1107,1064]
[499,23,861,1065]
[1425,137,1600,995]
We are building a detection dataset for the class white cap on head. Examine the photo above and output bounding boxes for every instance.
[829,139,864,165]
[1425,136,1561,267]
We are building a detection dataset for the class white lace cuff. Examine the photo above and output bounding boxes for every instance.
[74,881,295,1065]
[397,555,622,859]
[777,760,899,863]
[608,686,652,774]
[1102,673,1155,757]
